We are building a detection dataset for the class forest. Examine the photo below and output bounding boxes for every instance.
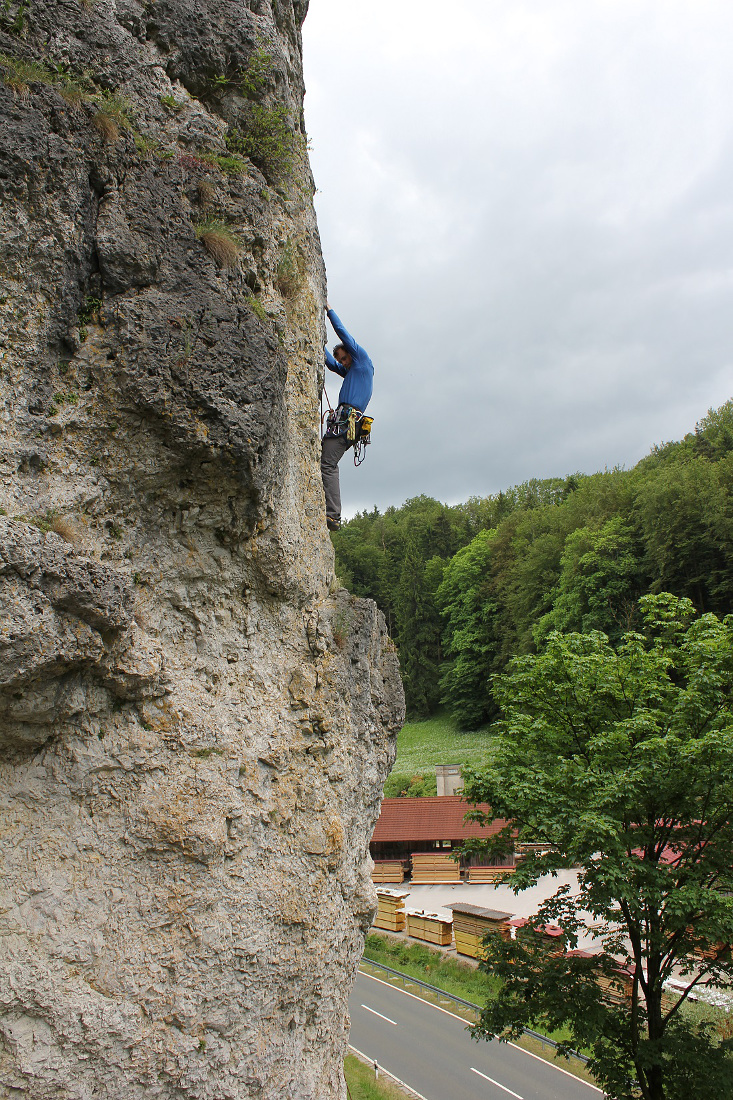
[333,400,733,727]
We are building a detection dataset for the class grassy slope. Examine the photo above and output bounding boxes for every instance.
[392,712,493,777]
[363,933,499,1004]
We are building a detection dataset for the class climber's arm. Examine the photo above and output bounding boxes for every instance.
[325,346,347,377]
[326,308,365,360]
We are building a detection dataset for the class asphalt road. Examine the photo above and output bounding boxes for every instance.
[349,972,603,1100]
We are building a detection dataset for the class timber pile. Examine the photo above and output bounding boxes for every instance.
[467,864,517,883]
[510,918,564,954]
[410,852,461,883]
[372,859,407,883]
[405,910,453,946]
[372,890,407,932]
[515,842,553,858]
[688,929,731,962]
[450,904,514,959]
[596,965,634,1006]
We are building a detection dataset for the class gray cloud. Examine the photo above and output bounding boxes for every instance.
[303,0,733,515]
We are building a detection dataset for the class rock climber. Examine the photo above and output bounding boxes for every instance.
[321,303,374,532]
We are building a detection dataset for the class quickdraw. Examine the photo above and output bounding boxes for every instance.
[353,415,373,466]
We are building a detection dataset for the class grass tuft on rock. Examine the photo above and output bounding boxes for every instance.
[196,179,216,206]
[91,90,133,143]
[0,54,55,97]
[92,111,118,141]
[195,219,241,268]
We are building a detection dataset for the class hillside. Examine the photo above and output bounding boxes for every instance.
[334,400,733,724]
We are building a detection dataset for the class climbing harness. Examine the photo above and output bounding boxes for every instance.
[322,387,374,466]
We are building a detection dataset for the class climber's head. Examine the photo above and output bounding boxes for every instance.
[333,344,352,371]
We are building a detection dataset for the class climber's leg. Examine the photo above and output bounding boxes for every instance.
[321,433,350,528]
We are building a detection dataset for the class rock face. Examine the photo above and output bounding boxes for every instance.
[0,3,405,1097]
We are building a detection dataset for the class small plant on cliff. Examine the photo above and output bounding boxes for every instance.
[332,606,353,650]
[195,218,241,268]
[204,46,275,102]
[275,238,304,299]
[77,294,101,340]
[0,0,30,36]
[26,509,59,535]
[160,92,183,112]
[225,102,298,181]
[246,295,268,324]
[49,514,79,543]
[0,53,54,97]
[212,153,249,176]
[91,90,133,143]
[59,79,86,107]
[196,178,216,207]
[49,389,79,414]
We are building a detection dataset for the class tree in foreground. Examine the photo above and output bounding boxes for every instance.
[462,594,733,1100]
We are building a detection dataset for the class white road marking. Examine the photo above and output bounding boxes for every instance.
[361,1003,398,1026]
[471,1066,524,1098]
[358,970,604,1092]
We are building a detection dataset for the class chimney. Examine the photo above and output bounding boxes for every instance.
[435,764,463,797]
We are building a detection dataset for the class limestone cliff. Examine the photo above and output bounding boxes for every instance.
[0,2,405,1097]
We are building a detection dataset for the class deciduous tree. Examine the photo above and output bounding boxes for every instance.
[462,594,733,1100]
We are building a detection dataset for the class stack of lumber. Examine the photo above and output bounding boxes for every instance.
[509,917,564,953]
[570,951,678,1014]
[515,842,553,859]
[450,904,514,959]
[405,909,453,946]
[372,890,407,933]
[688,929,731,962]
[467,864,517,884]
[372,859,407,883]
[410,852,461,884]
[596,964,634,1006]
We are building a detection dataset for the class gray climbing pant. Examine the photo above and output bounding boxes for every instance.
[321,433,352,522]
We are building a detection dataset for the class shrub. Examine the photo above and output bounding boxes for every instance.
[383,772,437,798]
[226,102,299,181]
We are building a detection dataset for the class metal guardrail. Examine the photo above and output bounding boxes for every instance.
[361,956,589,1066]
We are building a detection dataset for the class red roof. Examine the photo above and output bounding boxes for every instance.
[510,917,563,938]
[371,796,509,843]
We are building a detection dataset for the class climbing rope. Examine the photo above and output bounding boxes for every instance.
[321,383,335,434]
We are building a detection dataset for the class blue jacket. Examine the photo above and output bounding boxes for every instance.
[325,310,374,412]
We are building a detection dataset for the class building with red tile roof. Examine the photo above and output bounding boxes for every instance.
[370,796,513,864]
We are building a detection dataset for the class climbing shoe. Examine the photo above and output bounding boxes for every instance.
[326,518,341,532]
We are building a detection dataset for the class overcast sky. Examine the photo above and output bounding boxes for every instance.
[302,0,733,517]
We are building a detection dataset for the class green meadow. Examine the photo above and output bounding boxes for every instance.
[385,712,493,796]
